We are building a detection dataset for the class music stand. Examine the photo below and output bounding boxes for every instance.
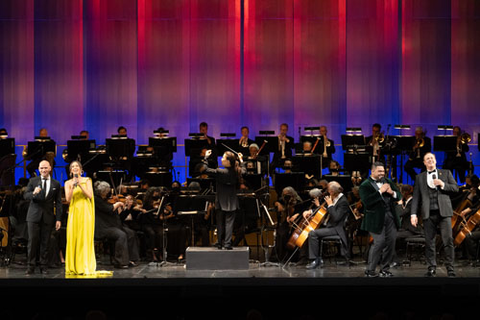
[292,154,321,179]
[343,153,371,172]
[392,135,415,152]
[143,171,172,187]
[67,139,96,160]
[243,174,263,191]
[95,170,126,187]
[341,134,366,150]
[175,194,209,247]
[184,138,209,157]
[27,140,56,159]
[186,178,216,192]
[149,137,177,153]
[106,138,135,158]
[0,138,15,158]
[434,136,457,152]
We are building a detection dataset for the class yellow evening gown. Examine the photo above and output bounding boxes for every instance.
[65,179,97,276]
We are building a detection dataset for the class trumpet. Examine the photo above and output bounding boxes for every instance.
[374,131,385,144]
[460,133,471,144]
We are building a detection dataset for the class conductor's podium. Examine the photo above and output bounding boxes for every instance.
[185,247,249,270]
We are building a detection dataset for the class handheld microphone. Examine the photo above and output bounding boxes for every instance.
[432,174,440,190]
[73,173,79,187]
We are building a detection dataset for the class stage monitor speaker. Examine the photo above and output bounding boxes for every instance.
[185,247,249,270]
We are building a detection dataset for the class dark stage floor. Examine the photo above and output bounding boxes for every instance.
[2,254,480,320]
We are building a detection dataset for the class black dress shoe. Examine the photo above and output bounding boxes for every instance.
[39,268,48,275]
[25,268,35,275]
[447,270,456,278]
[364,270,379,278]
[128,261,139,268]
[224,246,233,250]
[380,270,394,278]
[114,264,129,269]
[306,259,323,270]
[424,268,436,277]
[213,243,222,250]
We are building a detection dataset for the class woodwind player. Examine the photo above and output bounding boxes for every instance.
[319,126,335,169]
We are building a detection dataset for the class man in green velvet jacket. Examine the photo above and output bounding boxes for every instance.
[359,161,402,277]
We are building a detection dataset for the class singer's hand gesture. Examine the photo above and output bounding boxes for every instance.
[433,179,444,189]
[33,186,42,195]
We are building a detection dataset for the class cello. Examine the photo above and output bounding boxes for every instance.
[454,208,480,247]
[286,192,328,250]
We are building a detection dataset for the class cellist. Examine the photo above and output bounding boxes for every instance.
[304,182,350,269]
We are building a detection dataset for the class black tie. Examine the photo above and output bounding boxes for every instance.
[428,170,435,174]
[42,178,47,197]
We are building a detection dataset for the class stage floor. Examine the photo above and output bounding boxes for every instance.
[2,256,480,319]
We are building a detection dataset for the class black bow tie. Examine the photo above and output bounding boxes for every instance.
[428,170,436,174]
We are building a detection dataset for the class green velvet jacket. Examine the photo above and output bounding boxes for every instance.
[359,177,402,234]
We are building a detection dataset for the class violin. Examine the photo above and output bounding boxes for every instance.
[349,200,363,220]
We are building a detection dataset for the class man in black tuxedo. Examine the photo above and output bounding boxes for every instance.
[305,183,350,269]
[360,161,402,277]
[411,152,458,277]
[270,123,295,177]
[24,160,63,274]
[319,125,336,169]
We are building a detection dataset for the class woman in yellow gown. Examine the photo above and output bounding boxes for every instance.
[64,161,97,275]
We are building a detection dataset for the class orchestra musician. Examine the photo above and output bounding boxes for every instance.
[442,126,470,184]
[319,126,335,169]
[94,180,140,269]
[305,183,350,269]
[141,187,165,262]
[360,161,402,277]
[274,186,308,262]
[25,128,56,178]
[200,149,246,250]
[199,122,217,168]
[238,126,254,156]
[270,123,294,177]
[404,126,431,182]
[411,152,458,277]
[366,123,385,164]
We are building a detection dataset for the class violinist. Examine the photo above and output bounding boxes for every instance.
[305,183,350,269]
[442,126,470,184]
[246,143,267,176]
[119,194,145,232]
[274,186,306,262]
[141,187,164,262]
[94,181,140,269]
[404,126,431,182]
[162,182,187,261]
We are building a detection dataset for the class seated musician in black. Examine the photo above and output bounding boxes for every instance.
[140,187,164,262]
[119,194,144,232]
[274,186,308,262]
[305,182,350,269]
[454,175,480,262]
[393,184,423,265]
[94,181,140,268]
[162,182,187,261]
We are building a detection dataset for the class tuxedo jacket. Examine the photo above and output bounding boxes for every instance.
[411,169,458,219]
[324,194,349,247]
[24,176,63,224]
[359,177,402,234]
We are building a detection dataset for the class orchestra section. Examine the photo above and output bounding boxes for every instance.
[0,123,479,267]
